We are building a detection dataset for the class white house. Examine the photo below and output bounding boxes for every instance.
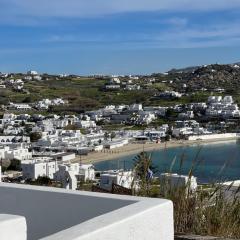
[21,158,58,180]
[137,112,156,125]
[24,76,32,81]
[172,128,193,138]
[3,126,24,135]
[223,96,233,104]
[129,104,143,111]
[146,131,166,140]
[2,145,32,161]
[8,103,32,111]
[54,165,78,190]
[219,180,240,200]
[206,96,240,118]
[27,70,38,75]
[104,139,129,149]
[125,84,141,91]
[51,152,76,162]
[0,136,30,145]
[110,77,121,84]
[100,170,134,191]
[160,173,197,193]
[76,120,96,129]
[159,91,182,99]
[54,163,95,183]
[33,75,42,81]
[105,84,120,90]
[79,164,95,182]
[178,111,194,120]
[208,96,222,104]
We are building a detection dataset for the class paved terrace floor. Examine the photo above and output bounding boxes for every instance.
[0,184,135,240]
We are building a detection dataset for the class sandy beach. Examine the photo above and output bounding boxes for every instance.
[72,138,238,165]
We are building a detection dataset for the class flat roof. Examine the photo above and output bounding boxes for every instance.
[222,180,240,187]
[0,183,136,240]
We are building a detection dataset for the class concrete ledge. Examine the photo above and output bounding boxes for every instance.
[0,214,27,240]
[0,183,174,240]
[43,198,173,240]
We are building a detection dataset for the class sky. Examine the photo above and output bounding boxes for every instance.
[0,0,240,75]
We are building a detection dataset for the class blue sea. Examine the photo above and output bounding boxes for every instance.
[94,140,240,183]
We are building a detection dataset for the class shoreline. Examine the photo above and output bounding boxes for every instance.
[72,137,238,165]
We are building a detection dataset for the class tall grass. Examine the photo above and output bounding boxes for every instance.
[132,150,240,239]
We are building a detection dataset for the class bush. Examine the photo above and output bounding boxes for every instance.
[132,151,240,239]
[30,132,42,142]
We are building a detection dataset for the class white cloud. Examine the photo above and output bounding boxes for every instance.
[42,20,240,49]
[1,0,240,20]
[144,21,240,48]
[164,17,188,27]
[1,0,240,49]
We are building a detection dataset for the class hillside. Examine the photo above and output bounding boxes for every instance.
[165,63,240,92]
[1,62,240,113]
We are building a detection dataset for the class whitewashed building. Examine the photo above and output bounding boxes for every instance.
[54,163,95,183]
[76,120,96,129]
[104,139,129,149]
[0,136,30,145]
[160,173,197,193]
[129,104,143,111]
[21,158,58,180]
[219,180,240,200]
[100,170,134,191]
[1,145,32,161]
[8,103,32,111]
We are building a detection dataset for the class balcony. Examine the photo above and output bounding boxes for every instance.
[0,183,173,240]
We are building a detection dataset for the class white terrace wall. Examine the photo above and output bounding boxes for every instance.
[0,214,27,240]
[0,183,174,240]
[188,133,238,141]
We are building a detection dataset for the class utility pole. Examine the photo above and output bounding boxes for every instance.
[80,150,82,166]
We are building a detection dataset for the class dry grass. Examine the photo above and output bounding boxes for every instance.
[133,151,240,239]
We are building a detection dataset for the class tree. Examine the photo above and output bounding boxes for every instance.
[35,176,52,186]
[110,132,116,141]
[132,152,157,196]
[166,108,177,118]
[64,124,78,130]
[22,96,32,103]
[30,132,42,142]
[81,115,87,121]
[104,132,109,140]
[7,159,21,171]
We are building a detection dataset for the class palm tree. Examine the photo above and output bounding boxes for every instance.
[132,152,156,196]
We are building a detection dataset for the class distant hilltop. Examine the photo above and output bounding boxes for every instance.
[162,63,240,92]
[167,62,240,74]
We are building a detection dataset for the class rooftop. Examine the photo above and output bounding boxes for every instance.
[0,183,173,240]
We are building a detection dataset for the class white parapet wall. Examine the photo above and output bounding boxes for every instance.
[0,183,174,240]
[0,214,27,240]
[188,133,238,141]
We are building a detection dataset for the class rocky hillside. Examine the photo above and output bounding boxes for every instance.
[166,63,240,92]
